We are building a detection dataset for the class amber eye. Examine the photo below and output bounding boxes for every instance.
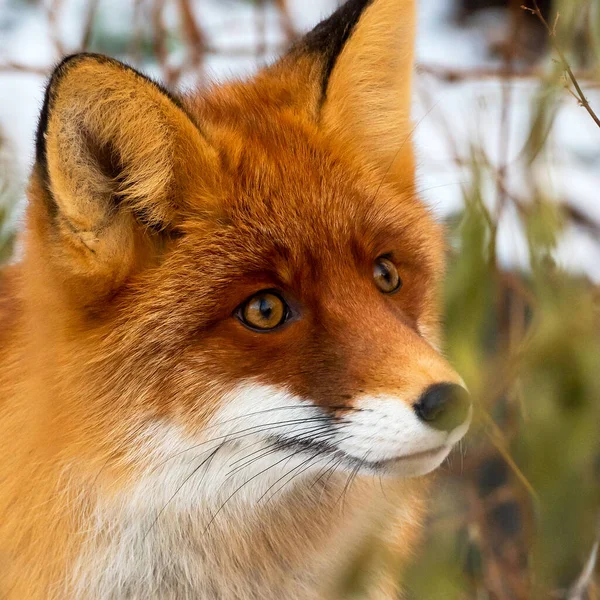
[239,292,289,331]
[374,257,402,294]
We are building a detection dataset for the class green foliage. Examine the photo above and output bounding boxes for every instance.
[401,11,600,591]
[0,132,16,266]
[405,192,599,599]
[0,203,14,265]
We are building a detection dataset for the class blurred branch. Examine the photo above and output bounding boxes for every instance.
[177,0,207,71]
[566,514,599,599]
[274,0,298,41]
[417,63,600,88]
[152,0,178,86]
[81,0,101,51]
[46,0,67,58]
[522,1,600,128]
[0,62,49,76]
[6,59,597,88]
[0,128,16,265]
[128,0,145,64]
[563,204,600,239]
[255,0,267,58]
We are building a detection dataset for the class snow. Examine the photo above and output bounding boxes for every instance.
[0,0,598,279]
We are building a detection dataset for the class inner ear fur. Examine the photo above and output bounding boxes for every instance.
[270,0,416,185]
[34,53,219,298]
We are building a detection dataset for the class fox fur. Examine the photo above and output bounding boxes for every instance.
[0,0,470,598]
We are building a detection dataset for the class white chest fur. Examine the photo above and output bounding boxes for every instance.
[69,422,344,600]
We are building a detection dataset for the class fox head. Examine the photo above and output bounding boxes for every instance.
[25,0,470,489]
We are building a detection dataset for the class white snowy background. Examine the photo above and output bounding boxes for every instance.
[1,0,599,279]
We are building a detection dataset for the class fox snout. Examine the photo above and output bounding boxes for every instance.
[314,324,472,477]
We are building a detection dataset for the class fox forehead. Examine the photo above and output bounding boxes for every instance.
[170,97,443,287]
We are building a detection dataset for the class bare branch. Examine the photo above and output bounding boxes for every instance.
[81,0,101,51]
[46,0,67,57]
[522,1,600,128]
[274,0,298,42]
[0,62,49,76]
[417,63,600,88]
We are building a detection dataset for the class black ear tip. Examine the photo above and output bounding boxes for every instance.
[52,52,106,76]
[34,53,178,181]
[32,52,192,222]
[35,53,107,169]
[294,0,375,101]
[34,53,129,219]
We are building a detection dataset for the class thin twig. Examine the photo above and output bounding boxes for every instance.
[417,63,600,88]
[128,0,146,65]
[522,1,600,128]
[46,0,67,58]
[177,0,208,84]
[152,0,180,86]
[274,0,298,42]
[566,514,600,599]
[255,0,267,58]
[81,0,101,51]
[0,62,49,76]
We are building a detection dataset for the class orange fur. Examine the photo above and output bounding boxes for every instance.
[0,1,468,598]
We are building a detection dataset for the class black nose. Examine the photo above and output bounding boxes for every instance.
[414,383,471,432]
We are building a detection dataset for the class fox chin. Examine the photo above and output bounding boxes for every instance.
[0,0,471,598]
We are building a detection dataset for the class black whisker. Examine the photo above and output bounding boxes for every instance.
[260,452,324,505]
[335,464,361,515]
[225,424,335,476]
[142,445,222,542]
[149,416,334,471]
[310,454,340,491]
[202,451,308,537]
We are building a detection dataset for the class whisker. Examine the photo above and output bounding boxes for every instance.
[372,100,442,204]
[310,455,340,490]
[149,416,333,471]
[261,433,354,505]
[259,452,323,505]
[142,445,222,542]
[93,405,362,485]
[222,432,336,493]
[225,424,335,475]
[199,404,359,435]
[202,450,308,537]
[378,473,389,502]
[316,458,346,505]
[344,466,361,512]
[253,435,355,505]
[336,464,361,515]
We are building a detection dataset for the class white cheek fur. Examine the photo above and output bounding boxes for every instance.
[71,382,470,597]
[70,384,329,599]
[124,383,327,511]
[117,382,471,513]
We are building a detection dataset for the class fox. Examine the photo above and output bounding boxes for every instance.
[0,0,472,598]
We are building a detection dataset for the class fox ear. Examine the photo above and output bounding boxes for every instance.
[32,53,219,301]
[278,0,416,183]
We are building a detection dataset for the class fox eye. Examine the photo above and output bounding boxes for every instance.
[374,257,402,294]
[238,292,289,332]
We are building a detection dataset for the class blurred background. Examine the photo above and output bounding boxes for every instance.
[0,0,599,598]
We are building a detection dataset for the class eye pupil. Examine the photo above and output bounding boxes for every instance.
[259,299,272,318]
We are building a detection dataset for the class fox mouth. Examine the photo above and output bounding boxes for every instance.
[269,435,449,474]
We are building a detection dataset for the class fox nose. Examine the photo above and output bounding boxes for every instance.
[414,383,471,432]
